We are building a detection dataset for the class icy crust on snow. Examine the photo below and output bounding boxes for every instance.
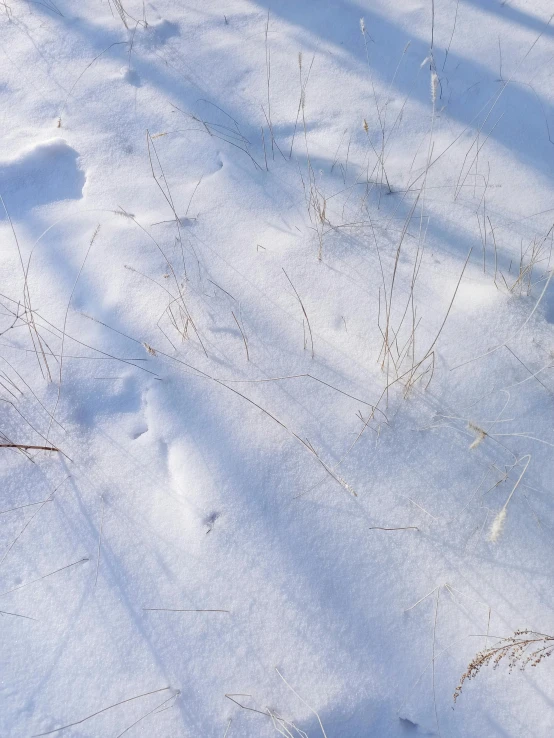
[1,1,554,737]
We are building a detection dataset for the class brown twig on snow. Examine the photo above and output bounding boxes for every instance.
[0,443,59,451]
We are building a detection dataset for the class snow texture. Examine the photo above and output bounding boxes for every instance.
[1,1,554,736]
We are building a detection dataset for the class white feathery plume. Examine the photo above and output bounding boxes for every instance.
[489,508,507,543]
[431,71,439,104]
[488,455,531,544]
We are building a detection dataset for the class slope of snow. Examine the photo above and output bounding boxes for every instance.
[1,1,554,736]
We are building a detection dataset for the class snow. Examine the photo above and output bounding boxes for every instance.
[1,0,554,736]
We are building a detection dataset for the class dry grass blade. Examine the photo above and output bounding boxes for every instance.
[275,668,328,738]
[0,608,37,620]
[58,42,128,126]
[143,608,230,613]
[108,0,129,28]
[0,476,70,568]
[94,495,105,589]
[171,104,263,170]
[0,443,59,451]
[290,53,315,158]
[225,694,269,717]
[145,130,187,276]
[282,269,314,358]
[0,557,88,597]
[114,691,180,738]
[49,225,101,440]
[231,311,249,361]
[33,687,173,736]
[0,499,52,516]
[0,195,52,382]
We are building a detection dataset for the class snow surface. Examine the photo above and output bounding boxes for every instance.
[1,0,554,736]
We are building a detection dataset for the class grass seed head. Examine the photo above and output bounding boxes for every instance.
[489,507,507,543]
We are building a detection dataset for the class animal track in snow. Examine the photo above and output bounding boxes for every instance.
[121,67,141,87]
[204,511,220,534]
[138,19,180,50]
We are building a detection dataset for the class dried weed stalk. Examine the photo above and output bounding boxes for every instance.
[454,630,554,702]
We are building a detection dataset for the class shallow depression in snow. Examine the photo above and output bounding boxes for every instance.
[0,138,85,216]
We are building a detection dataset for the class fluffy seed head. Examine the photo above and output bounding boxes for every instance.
[143,342,157,356]
[468,423,486,449]
[431,71,439,104]
[489,508,507,543]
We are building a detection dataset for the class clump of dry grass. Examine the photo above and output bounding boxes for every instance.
[454,630,554,702]
[505,231,553,296]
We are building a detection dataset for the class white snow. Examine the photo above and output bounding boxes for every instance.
[1,0,554,736]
